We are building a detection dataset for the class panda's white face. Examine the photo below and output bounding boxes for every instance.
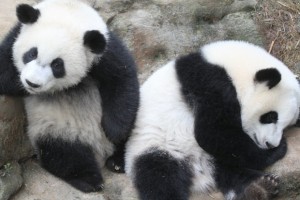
[242,86,299,149]
[12,0,109,94]
[202,40,300,149]
[14,27,90,94]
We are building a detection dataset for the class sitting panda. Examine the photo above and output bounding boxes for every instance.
[125,40,300,200]
[0,0,139,193]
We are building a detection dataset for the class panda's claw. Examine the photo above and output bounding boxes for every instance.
[105,154,125,173]
[236,174,280,200]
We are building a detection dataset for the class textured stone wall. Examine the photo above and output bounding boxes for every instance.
[0,0,299,200]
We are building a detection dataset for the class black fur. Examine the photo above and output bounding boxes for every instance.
[255,68,281,89]
[84,30,106,54]
[16,4,40,24]
[36,137,103,192]
[90,32,139,172]
[26,79,40,88]
[51,58,66,78]
[0,24,28,96]
[175,52,287,198]
[105,141,126,173]
[23,47,37,64]
[260,111,278,124]
[90,31,139,144]
[134,149,192,200]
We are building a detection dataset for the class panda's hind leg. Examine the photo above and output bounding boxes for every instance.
[36,137,103,193]
[133,149,193,200]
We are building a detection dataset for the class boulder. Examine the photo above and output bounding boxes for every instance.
[1,0,300,199]
[0,161,23,200]
[107,0,262,82]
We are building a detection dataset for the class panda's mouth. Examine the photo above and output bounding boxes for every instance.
[253,133,269,149]
[25,87,39,94]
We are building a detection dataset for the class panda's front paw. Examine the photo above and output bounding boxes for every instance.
[67,174,104,193]
[105,154,125,173]
[267,138,287,165]
[236,174,279,200]
[257,174,279,197]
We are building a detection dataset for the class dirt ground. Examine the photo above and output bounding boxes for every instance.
[254,0,300,71]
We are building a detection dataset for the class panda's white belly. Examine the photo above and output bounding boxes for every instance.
[125,62,216,193]
[24,79,114,166]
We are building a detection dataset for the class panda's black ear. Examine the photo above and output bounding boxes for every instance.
[84,30,106,54]
[16,4,40,24]
[255,68,281,89]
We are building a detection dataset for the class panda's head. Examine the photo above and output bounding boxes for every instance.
[13,0,108,94]
[202,41,300,149]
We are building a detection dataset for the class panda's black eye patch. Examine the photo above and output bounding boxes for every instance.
[260,111,278,124]
[51,58,65,78]
[23,47,38,64]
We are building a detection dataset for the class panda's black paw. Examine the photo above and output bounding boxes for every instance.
[237,174,279,200]
[267,138,287,165]
[105,154,125,173]
[256,174,279,197]
[68,174,104,193]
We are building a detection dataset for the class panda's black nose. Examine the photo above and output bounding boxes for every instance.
[266,142,275,149]
[26,79,41,88]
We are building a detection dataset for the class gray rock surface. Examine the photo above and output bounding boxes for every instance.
[11,160,105,200]
[0,97,32,167]
[10,159,223,200]
[107,0,262,82]
[0,161,23,200]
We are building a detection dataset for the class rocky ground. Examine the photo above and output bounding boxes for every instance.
[0,0,300,199]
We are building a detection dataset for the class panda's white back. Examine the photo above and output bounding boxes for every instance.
[125,61,216,193]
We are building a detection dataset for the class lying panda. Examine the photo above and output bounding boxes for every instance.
[125,40,300,200]
[0,0,139,193]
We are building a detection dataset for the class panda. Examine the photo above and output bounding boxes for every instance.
[0,0,139,193]
[125,40,300,200]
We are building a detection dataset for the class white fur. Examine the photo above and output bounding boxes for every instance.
[125,61,216,193]
[201,40,300,149]
[13,0,109,94]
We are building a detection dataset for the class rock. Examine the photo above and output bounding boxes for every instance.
[1,0,299,199]
[11,159,222,200]
[108,0,262,82]
[0,97,33,167]
[11,160,105,200]
[0,161,23,200]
